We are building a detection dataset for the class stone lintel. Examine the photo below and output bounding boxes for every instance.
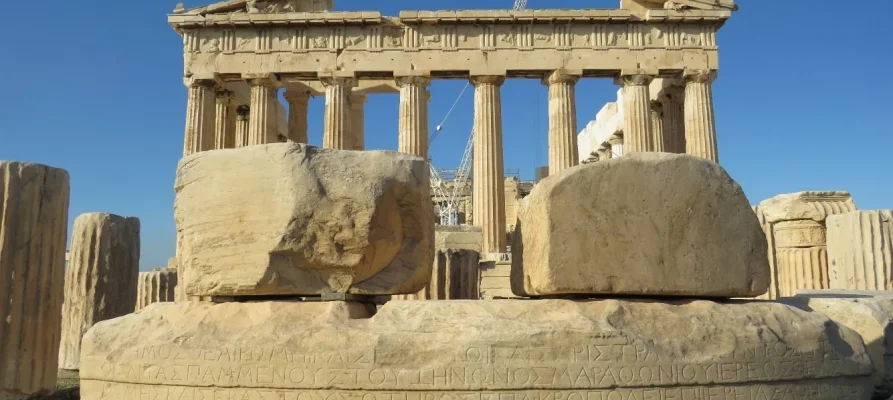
[169,11,383,29]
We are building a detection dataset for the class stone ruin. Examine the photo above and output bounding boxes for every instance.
[73,146,875,399]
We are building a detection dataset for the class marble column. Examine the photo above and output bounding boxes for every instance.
[608,136,624,158]
[397,76,431,157]
[322,76,355,149]
[349,94,368,150]
[183,79,216,156]
[284,91,309,144]
[649,101,665,153]
[544,70,580,175]
[471,76,507,255]
[235,106,250,148]
[214,90,236,150]
[684,70,719,162]
[659,85,686,153]
[248,77,279,146]
[618,75,655,153]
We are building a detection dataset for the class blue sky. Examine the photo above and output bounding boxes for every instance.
[1,0,891,270]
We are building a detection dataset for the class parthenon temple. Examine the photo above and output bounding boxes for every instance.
[170,0,734,255]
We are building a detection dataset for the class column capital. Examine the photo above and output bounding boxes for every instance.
[185,78,217,89]
[283,91,310,104]
[235,105,250,120]
[650,100,663,114]
[607,135,624,146]
[243,73,279,87]
[543,69,581,85]
[320,76,357,88]
[683,70,718,84]
[470,75,506,86]
[395,75,431,88]
[215,89,235,104]
[615,74,654,86]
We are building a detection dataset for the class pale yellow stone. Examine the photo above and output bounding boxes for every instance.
[827,210,893,291]
[0,161,69,400]
[512,153,769,297]
[393,249,480,300]
[80,299,871,399]
[783,291,893,398]
[58,213,140,373]
[175,143,434,297]
[136,268,179,311]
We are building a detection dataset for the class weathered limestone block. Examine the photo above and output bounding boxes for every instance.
[136,268,179,311]
[175,143,434,297]
[0,162,70,400]
[512,153,768,297]
[782,291,893,398]
[758,191,856,297]
[827,210,893,291]
[58,213,140,373]
[395,249,480,300]
[80,300,873,399]
[480,259,516,299]
[434,225,483,253]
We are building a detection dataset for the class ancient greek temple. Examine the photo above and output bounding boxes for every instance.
[169,0,736,255]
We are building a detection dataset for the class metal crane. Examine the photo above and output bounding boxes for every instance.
[429,0,527,226]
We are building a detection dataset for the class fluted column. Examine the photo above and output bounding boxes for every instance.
[649,101,665,153]
[0,162,69,398]
[684,70,719,162]
[214,90,236,150]
[544,70,580,175]
[284,91,309,144]
[608,136,624,158]
[247,77,279,146]
[471,76,507,255]
[397,76,431,157]
[235,106,250,148]
[322,76,355,149]
[183,79,216,156]
[659,85,686,153]
[349,94,368,150]
[617,75,655,153]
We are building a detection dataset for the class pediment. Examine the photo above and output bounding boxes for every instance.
[174,0,334,15]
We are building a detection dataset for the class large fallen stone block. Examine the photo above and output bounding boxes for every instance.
[80,299,873,399]
[758,191,857,297]
[175,143,434,297]
[512,153,768,297]
[827,210,893,291]
[781,290,893,398]
[58,213,140,374]
[0,161,70,400]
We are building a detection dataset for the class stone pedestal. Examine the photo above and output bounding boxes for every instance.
[0,162,69,400]
[618,75,654,153]
[683,70,719,162]
[397,76,431,157]
[322,76,355,149]
[649,101,665,152]
[758,191,857,298]
[80,300,874,399]
[827,210,893,291]
[774,220,829,297]
[234,105,250,148]
[58,213,140,374]
[183,79,216,156]
[214,90,236,150]
[135,268,179,311]
[248,77,278,145]
[471,76,507,255]
[349,93,367,150]
[544,70,579,175]
[284,91,309,144]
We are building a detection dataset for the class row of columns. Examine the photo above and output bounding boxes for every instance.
[182,69,718,256]
[617,71,719,162]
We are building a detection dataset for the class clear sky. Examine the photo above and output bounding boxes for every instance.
[1,0,891,271]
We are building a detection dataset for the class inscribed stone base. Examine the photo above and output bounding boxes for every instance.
[80,300,873,399]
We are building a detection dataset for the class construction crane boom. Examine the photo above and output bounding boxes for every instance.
[513,0,528,10]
